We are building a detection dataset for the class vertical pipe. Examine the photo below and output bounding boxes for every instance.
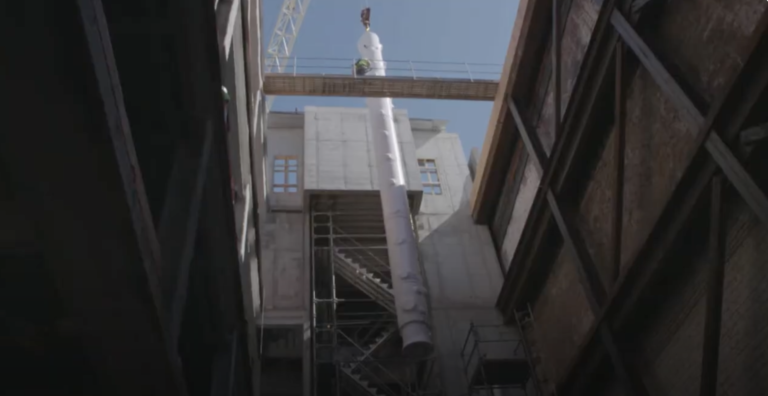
[700,174,725,396]
[552,0,561,138]
[612,42,626,283]
[358,31,433,358]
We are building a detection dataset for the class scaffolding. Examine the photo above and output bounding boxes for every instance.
[310,195,439,396]
[460,322,539,396]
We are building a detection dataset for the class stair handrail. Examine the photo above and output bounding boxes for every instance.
[339,358,420,396]
[331,225,391,281]
[331,224,391,271]
[339,361,399,396]
[336,330,419,396]
[514,304,545,396]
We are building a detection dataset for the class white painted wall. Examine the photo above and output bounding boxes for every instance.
[413,129,517,396]
[303,107,421,193]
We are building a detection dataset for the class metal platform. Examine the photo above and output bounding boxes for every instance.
[263,73,499,101]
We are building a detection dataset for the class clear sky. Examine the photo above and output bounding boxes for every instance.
[262,0,518,155]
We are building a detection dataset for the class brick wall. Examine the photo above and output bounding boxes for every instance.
[522,0,768,392]
[593,203,768,396]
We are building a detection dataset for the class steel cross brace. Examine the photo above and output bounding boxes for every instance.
[611,10,768,225]
[508,97,649,396]
[552,8,768,395]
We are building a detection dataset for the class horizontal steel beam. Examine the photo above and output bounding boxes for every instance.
[263,74,499,101]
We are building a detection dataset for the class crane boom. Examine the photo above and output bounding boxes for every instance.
[264,0,311,112]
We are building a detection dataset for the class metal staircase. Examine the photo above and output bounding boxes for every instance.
[341,365,384,396]
[337,324,401,396]
[333,249,396,314]
[514,304,555,396]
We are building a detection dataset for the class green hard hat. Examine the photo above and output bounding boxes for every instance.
[222,86,230,102]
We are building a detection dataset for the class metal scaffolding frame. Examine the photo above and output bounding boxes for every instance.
[310,199,440,396]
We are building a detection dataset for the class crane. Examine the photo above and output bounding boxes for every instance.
[264,0,312,112]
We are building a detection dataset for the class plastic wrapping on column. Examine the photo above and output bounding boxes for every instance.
[358,31,433,358]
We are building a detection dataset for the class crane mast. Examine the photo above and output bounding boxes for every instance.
[264,0,311,112]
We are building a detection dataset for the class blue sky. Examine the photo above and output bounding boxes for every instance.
[262,0,518,155]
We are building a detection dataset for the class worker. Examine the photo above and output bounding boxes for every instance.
[360,7,371,31]
[354,58,371,76]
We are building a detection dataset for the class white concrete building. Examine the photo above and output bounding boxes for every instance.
[256,107,528,396]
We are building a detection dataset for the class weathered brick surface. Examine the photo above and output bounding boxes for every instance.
[650,0,767,102]
[532,0,602,154]
[530,248,595,382]
[715,208,768,396]
[574,0,767,304]
[595,203,767,396]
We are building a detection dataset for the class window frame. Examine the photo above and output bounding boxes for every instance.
[272,155,299,193]
[418,158,442,195]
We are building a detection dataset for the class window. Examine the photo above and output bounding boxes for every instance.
[418,159,442,195]
[273,156,299,193]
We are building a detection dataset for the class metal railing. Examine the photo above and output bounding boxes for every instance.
[460,322,529,396]
[266,56,502,82]
[331,225,392,284]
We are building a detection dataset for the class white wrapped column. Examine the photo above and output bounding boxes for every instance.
[358,31,432,358]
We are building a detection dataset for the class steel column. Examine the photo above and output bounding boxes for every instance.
[158,127,214,345]
[553,0,562,140]
[612,41,626,283]
[700,175,725,396]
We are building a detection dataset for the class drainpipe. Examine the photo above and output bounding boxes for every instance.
[358,30,433,358]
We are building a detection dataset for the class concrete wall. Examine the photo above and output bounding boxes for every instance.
[412,129,517,395]
[259,211,308,324]
[266,112,304,210]
[303,106,421,193]
[217,0,265,393]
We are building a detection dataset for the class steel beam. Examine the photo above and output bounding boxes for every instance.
[700,175,725,396]
[553,0,562,141]
[611,10,768,225]
[158,127,214,345]
[497,25,620,319]
[612,41,626,283]
[556,8,768,394]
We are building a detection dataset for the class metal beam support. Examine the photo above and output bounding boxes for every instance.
[158,127,214,345]
[611,9,768,225]
[508,97,646,396]
[553,0,562,140]
[700,175,725,396]
[497,30,620,319]
[556,9,768,394]
[612,41,626,283]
